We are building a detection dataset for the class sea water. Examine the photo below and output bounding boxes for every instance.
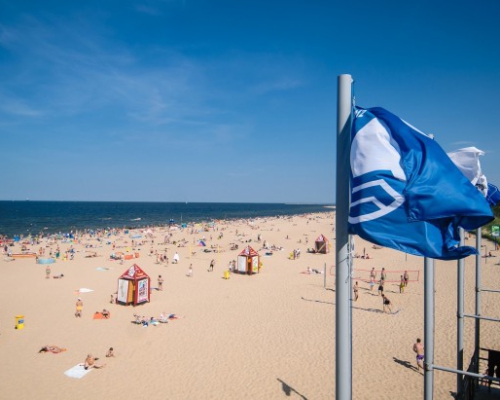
[0,201,332,237]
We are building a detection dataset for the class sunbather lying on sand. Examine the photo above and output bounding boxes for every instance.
[159,312,180,322]
[39,346,66,354]
[84,354,106,369]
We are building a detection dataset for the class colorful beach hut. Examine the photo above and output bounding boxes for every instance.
[237,245,260,275]
[117,264,151,306]
[315,234,330,254]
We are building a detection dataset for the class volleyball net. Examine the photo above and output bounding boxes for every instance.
[329,266,420,283]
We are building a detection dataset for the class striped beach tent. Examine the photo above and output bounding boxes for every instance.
[315,234,329,254]
[237,246,260,275]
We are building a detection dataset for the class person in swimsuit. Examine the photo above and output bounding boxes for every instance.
[369,267,376,279]
[39,346,66,354]
[378,279,385,296]
[381,294,392,313]
[84,354,106,369]
[75,298,83,317]
[369,268,376,290]
[353,281,359,302]
[413,338,425,372]
[399,275,405,293]
[380,268,386,281]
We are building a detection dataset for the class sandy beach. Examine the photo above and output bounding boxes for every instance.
[1,212,499,399]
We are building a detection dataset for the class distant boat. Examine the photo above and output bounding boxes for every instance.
[130,218,141,221]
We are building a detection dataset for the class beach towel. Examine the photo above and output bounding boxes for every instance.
[96,267,111,271]
[64,364,92,379]
[93,312,110,319]
[75,288,94,294]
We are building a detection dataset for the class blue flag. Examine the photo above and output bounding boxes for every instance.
[348,107,493,260]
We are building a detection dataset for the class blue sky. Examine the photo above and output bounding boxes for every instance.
[1,0,499,203]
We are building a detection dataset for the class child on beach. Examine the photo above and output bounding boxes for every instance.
[106,347,115,357]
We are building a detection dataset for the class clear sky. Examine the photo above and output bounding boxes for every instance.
[1,0,499,203]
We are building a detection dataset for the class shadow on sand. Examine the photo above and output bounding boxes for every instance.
[277,378,308,399]
[352,305,384,314]
[393,357,420,373]
[300,296,334,305]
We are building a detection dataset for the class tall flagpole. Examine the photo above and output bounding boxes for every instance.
[474,229,482,377]
[457,229,465,396]
[336,74,353,400]
[424,257,435,400]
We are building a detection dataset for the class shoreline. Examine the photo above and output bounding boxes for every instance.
[0,213,332,240]
[0,201,332,238]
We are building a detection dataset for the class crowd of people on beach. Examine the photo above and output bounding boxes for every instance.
[3,211,439,385]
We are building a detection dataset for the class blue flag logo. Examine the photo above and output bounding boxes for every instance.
[348,107,493,260]
[486,183,500,206]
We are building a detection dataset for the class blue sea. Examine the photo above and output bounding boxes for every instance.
[0,201,332,237]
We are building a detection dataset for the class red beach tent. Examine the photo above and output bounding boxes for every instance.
[237,245,260,275]
[315,234,330,254]
[117,264,151,306]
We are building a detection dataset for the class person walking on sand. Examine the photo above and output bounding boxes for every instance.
[186,264,193,277]
[382,294,392,313]
[75,298,83,317]
[158,275,164,291]
[369,268,376,290]
[378,279,385,296]
[45,265,51,279]
[399,275,405,294]
[353,281,359,302]
[208,259,215,272]
[413,338,425,372]
[380,267,386,282]
[404,270,409,287]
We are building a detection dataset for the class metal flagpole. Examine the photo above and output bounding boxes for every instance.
[457,229,465,396]
[474,229,482,377]
[324,263,327,289]
[336,74,353,400]
[424,257,435,400]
